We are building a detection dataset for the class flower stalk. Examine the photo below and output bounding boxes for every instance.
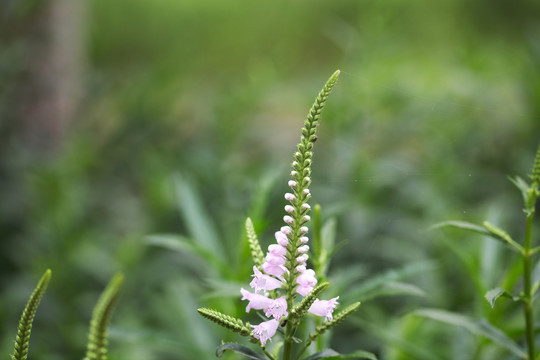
[197,70,367,360]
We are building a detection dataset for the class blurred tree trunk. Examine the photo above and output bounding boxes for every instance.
[14,0,87,155]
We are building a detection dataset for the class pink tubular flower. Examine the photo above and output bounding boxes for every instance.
[250,266,282,293]
[240,288,273,312]
[281,226,292,235]
[285,193,295,201]
[308,297,339,321]
[265,252,286,266]
[283,215,294,224]
[251,319,279,346]
[296,269,317,296]
[284,205,295,213]
[262,262,287,277]
[268,244,287,256]
[264,296,288,320]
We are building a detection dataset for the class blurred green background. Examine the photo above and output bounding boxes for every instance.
[1,0,540,359]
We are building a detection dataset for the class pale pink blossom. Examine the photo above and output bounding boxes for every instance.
[297,245,309,254]
[288,180,297,188]
[303,215,311,222]
[240,288,273,312]
[276,234,288,247]
[296,269,317,296]
[296,254,308,263]
[302,203,311,210]
[296,264,306,273]
[280,226,292,235]
[250,266,282,293]
[290,170,297,177]
[300,226,309,233]
[283,215,294,224]
[303,189,310,195]
[262,262,287,277]
[264,296,288,320]
[299,236,309,244]
[285,205,295,213]
[308,297,339,321]
[285,193,295,201]
[251,319,279,346]
[265,252,286,266]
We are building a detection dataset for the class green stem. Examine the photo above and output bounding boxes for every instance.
[263,348,276,360]
[523,212,536,360]
[283,319,293,360]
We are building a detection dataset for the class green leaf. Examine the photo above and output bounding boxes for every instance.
[344,261,435,302]
[11,269,51,360]
[432,220,524,254]
[414,308,526,358]
[359,281,426,302]
[174,175,224,256]
[216,343,267,359]
[509,175,530,206]
[303,349,377,360]
[145,234,228,277]
[484,287,521,308]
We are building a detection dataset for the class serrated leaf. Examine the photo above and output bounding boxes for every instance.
[485,287,521,308]
[414,308,526,358]
[303,349,377,360]
[216,343,267,359]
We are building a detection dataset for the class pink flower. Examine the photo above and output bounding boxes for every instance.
[280,226,292,235]
[283,215,294,224]
[250,266,282,293]
[297,245,309,254]
[262,262,287,277]
[299,236,309,244]
[288,180,297,188]
[275,232,288,247]
[251,319,279,346]
[264,296,288,320]
[265,252,285,266]
[285,193,295,201]
[240,288,273,312]
[308,297,339,321]
[284,205,295,213]
[268,244,287,256]
[296,269,317,296]
[296,254,308,263]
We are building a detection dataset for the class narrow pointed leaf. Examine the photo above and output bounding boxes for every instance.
[303,349,377,360]
[414,308,526,358]
[485,287,521,308]
[432,220,523,253]
[509,175,530,205]
[216,343,267,359]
